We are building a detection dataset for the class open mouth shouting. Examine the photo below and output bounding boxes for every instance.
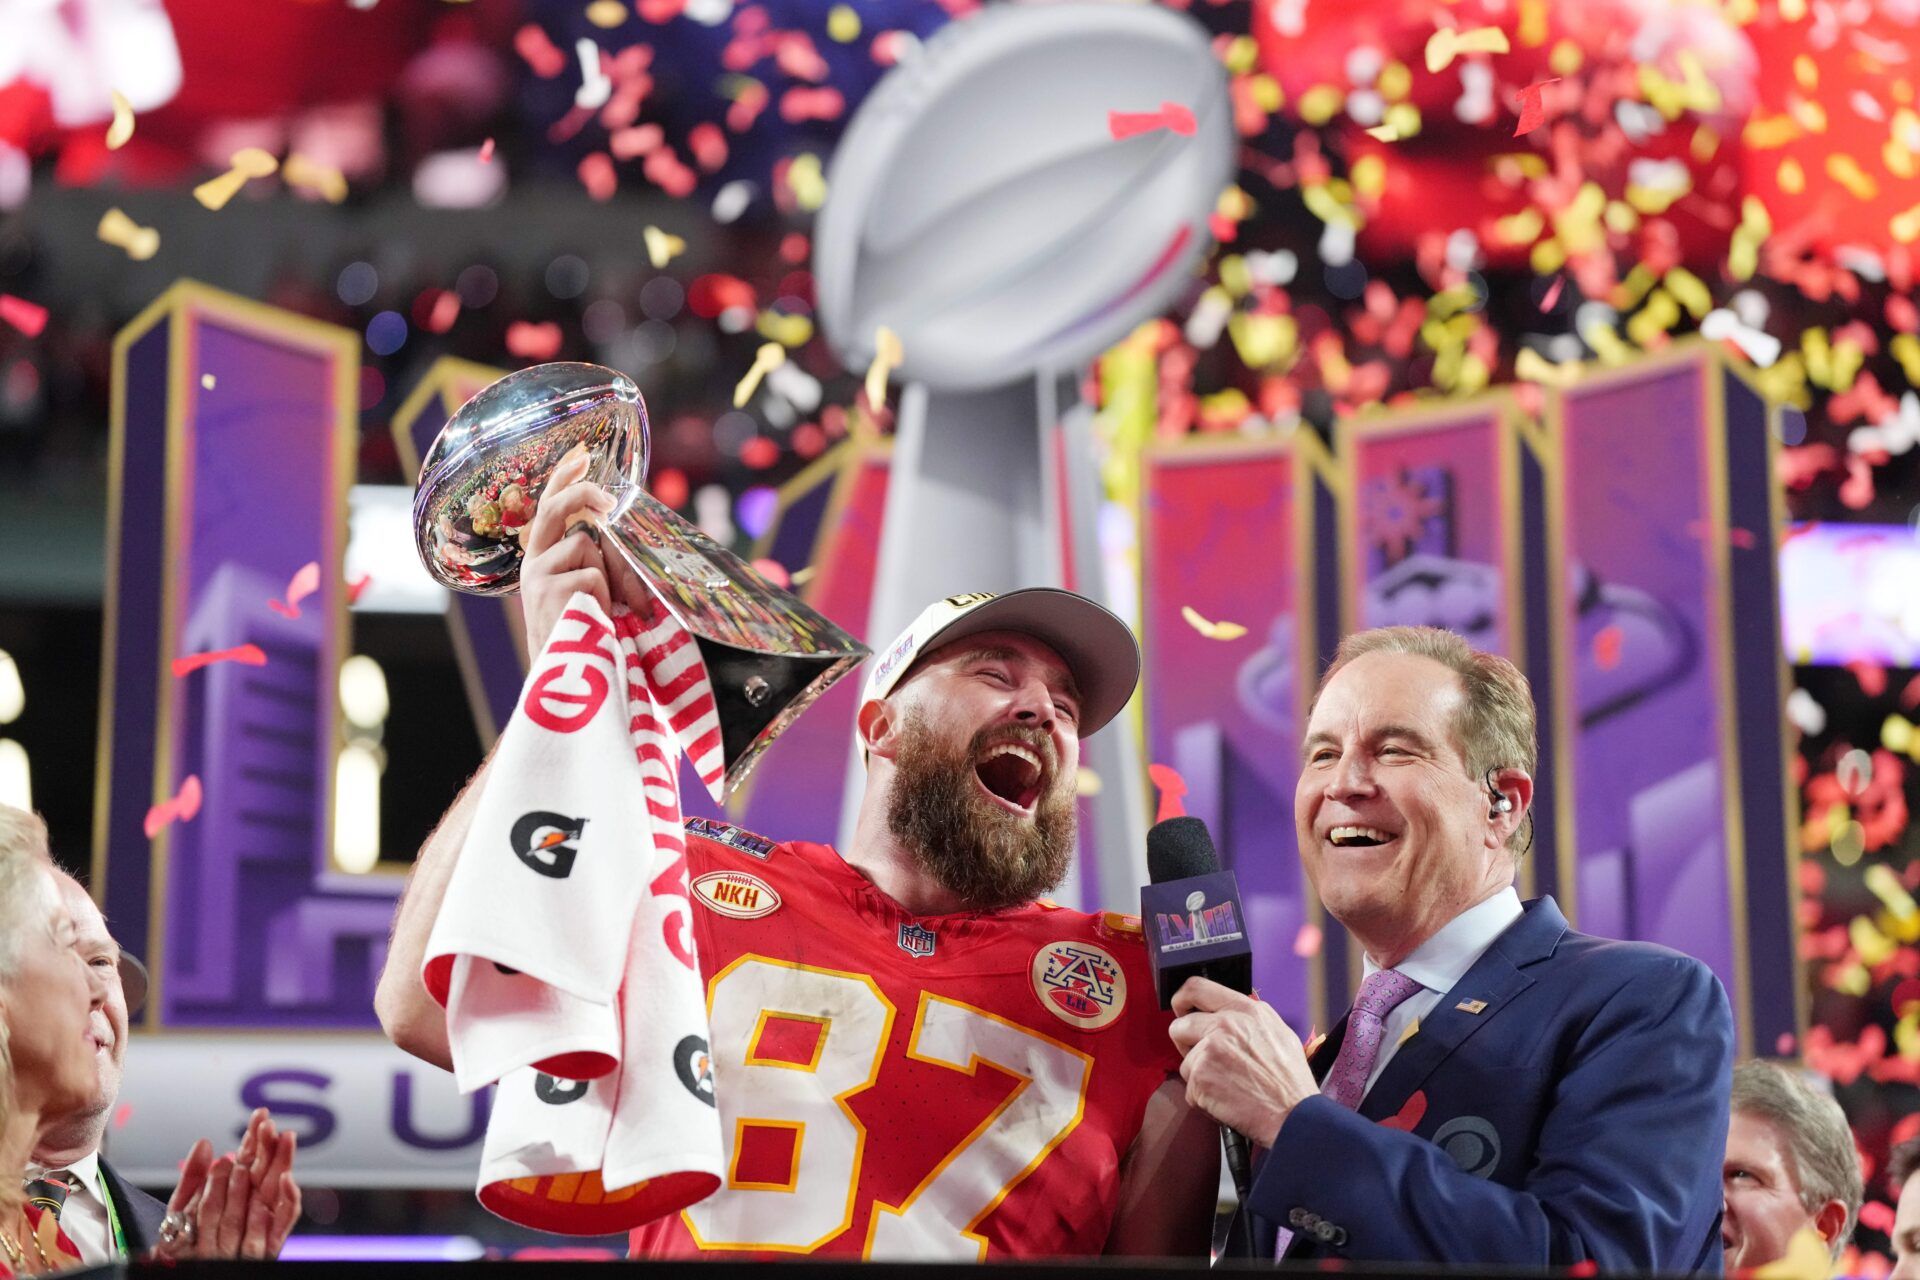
[974,740,1048,817]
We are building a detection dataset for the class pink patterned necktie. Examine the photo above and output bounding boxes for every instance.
[1320,968,1424,1110]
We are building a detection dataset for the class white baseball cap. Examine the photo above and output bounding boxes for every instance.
[861,588,1141,738]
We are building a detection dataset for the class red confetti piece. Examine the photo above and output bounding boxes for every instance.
[514,24,567,78]
[688,122,728,172]
[1840,456,1875,510]
[347,573,373,604]
[1775,1031,1797,1055]
[870,30,912,66]
[1147,762,1189,823]
[1860,1201,1897,1235]
[642,146,697,199]
[112,1103,133,1130]
[611,124,664,159]
[425,289,460,334]
[1207,212,1239,243]
[726,80,770,133]
[506,321,564,361]
[578,152,617,202]
[1108,101,1198,141]
[1849,659,1889,698]
[1568,1262,1598,1278]
[1539,276,1564,312]
[637,0,684,19]
[144,775,203,839]
[740,436,780,469]
[750,558,790,589]
[268,561,321,620]
[1293,922,1322,957]
[780,86,845,124]
[1378,1090,1426,1132]
[1513,79,1559,137]
[1899,673,1920,710]
[773,31,829,82]
[1593,625,1623,671]
[171,643,267,678]
[0,294,48,338]
[478,137,495,164]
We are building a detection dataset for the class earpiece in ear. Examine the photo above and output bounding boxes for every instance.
[1485,771,1513,819]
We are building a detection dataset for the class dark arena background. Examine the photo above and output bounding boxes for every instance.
[0,0,1917,1272]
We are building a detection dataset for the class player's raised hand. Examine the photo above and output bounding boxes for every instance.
[522,445,618,661]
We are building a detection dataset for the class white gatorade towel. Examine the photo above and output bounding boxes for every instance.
[423,591,725,1232]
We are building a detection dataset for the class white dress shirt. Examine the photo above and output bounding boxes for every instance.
[24,1150,114,1265]
[1357,887,1523,1098]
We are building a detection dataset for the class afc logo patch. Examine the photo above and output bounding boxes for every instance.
[510,812,587,879]
[897,922,936,957]
[1030,939,1126,1030]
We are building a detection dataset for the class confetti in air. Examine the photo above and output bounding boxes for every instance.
[144,775,203,839]
[268,561,321,620]
[1180,605,1249,641]
[865,326,902,409]
[1107,101,1198,141]
[97,208,159,261]
[105,90,135,150]
[1423,25,1510,74]
[171,644,268,678]
[644,225,686,268]
[1147,763,1189,823]
[0,295,47,337]
[733,342,786,407]
[194,148,279,211]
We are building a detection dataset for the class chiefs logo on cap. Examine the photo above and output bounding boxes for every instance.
[1030,939,1126,1030]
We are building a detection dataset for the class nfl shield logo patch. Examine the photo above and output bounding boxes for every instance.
[897,922,936,957]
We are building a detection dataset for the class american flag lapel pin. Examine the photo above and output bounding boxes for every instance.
[1455,998,1488,1014]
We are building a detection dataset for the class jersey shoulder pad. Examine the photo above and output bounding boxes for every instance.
[1095,911,1145,943]
[683,816,777,860]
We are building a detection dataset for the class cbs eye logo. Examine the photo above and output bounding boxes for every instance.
[510,812,588,879]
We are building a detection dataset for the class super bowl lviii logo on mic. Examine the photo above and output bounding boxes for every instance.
[511,812,589,879]
[1154,889,1245,954]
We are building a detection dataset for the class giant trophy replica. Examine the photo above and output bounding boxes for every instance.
[414,362,869,794]
[814,2,1235,897]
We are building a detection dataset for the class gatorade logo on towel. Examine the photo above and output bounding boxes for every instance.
[511,812,588,879]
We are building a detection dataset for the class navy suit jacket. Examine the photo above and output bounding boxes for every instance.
[1242,896,1733,1272]
[99,1157,167,1256]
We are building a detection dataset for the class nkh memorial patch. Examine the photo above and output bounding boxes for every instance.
[691,870,781,919]
[1030,939,1126,1030]
[684,816,775,860]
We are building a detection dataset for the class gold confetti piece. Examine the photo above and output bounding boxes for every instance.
[1222,35,1259,76]
[1517,0,1547,46]
[787,152,827,211]
[1075,768,1102,798]
[1867,862,1919,921]
[1664,268,1711,320]
[1180,605,1248,642]
[1743,113,1802,150]
[1397,1017,1421,1047]
[1382,101,1421,138]
[1298,84,1343,126]
[194,147,279,211]
[282,153,347,203]
[1365,123,1403,142]
[1424,26,1509,75]
[1516,347,1582,386]
[827,4,859,42]
[733,342,785,408]
[1893,204,1920,245]
[643,225,686,268]
[865,326,902,409]
[756,310,813,348]
[1827,153,1879,200]
[585,0,627,27]
[97,207,159,260]
[1852,914,1898,966]
[788,564,817,587]
[106,89,135,150]
[1379,62,1411,101]
[200,374,216,390]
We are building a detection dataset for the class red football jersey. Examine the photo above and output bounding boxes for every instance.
[627,820,1181,1260]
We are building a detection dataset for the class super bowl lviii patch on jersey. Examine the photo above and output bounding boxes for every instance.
[1030,940,1126,1030]
[684,816,776,860]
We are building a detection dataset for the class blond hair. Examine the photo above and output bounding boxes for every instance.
[1312,627,1537,853]
[1732,1061,1862,1259]
[0,806,53,983]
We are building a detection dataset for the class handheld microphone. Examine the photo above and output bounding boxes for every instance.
[1141,816,1256,1233]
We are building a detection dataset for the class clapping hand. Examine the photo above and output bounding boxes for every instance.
[152,1108,301,1260]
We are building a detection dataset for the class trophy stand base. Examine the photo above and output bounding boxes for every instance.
[841,373,1150,912]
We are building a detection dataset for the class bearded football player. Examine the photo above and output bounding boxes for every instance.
[376,450,1221,1259]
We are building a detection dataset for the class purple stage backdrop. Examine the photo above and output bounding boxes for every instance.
[1138,435,1339,1032]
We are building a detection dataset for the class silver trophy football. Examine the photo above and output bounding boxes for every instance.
[413,361,868,795]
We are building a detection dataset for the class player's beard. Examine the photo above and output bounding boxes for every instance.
[886,711,1076,913]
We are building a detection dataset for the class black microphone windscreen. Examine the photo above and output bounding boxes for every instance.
[1147,816,1219,884]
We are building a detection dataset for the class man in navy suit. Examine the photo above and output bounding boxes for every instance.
[1171,625,1734,1270]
